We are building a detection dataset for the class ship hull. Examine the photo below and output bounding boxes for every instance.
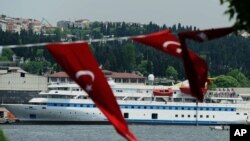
[2,101,248,125]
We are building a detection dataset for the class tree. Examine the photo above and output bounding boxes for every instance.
[221,0,250,31]
[166,66,178,80]
[227,69,248,87]
[122,43,136,72]
[1,48,14,60]
[213,75,240,87]
[22,60,51,75]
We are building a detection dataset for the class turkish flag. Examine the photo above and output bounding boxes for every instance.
[132,30,208,101]
[47,42,137,141]
[132,30,182,58]
[179,27,234,42]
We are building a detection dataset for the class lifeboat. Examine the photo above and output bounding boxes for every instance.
[153,88,173,96]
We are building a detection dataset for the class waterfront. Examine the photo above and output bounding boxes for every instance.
[0,125,229,141]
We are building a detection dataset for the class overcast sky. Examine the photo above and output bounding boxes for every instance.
[0,0,234,29]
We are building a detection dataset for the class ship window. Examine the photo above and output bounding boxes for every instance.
[131,106,134,109]
[169,107,172,110]
[206,115,209,118]
[181,115,184,118]
[187,107,191,110]
[206,108,209,110]
[219,108,221,111]
[124,113,129,118]
[194,115,197,118]
[29,114,36,119]
[175,107,178,110]
[194,107,197,110]
[175,114,178,118]
[231,108,234,111]
[188,115,190,118]
[42,107,46,109]
[213,115,215,118]
[150,106,153,109]
[20,72,25,77]
[225,109,228,111]
[125,106,128,109]
[200,115,203,118]
[181,107,184,110]
[244,113,247,115]
[152,113,158,119]
[144,106,147,109]
[212,108,215,111]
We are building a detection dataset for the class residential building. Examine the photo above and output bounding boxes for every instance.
[74,19,90,29]
[48,71,72,84]
[48,70,146,84]
[57,20,73,29]
[0,19,7,32]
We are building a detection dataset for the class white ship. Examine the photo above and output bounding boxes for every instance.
[2,80,249,125]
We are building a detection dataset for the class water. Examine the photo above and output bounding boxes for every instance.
[0,125,229,141]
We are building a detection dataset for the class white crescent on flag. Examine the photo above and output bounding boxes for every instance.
[162,41,180,49]
[75,70,95,82]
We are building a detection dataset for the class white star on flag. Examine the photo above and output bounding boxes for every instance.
[85,85,93,92]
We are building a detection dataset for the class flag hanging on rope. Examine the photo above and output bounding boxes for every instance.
[131,30,208,101]
[179,27,234,42]
[46,42,137,141]
[177,27,234,101]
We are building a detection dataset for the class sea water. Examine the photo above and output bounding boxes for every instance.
[0,125,229,141]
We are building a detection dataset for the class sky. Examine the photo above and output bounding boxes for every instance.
[0,0,234,29]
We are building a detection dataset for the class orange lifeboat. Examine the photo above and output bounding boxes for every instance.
[153,88,173,96]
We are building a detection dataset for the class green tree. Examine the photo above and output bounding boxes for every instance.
[166,66,178,80]
[23,60,51,74]
[1,48,14,60]
[221,0,250,31]
[227,69,248,87]
[214,75,240,87]
[137,60,149,76]
[122,43,136,72]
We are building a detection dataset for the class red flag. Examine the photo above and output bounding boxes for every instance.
[131,30,208,101]
[132,30,182,58]
[47,42,137,141]
[179,27,234,42]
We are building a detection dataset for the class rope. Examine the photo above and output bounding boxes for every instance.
[0,36,131,49]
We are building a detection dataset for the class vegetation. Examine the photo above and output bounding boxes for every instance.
[0,21,250,88]
[166,66,178,81]
[0,129,6,141]
[221,0,250,31]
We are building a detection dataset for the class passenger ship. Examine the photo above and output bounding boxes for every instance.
[2,80,250,125]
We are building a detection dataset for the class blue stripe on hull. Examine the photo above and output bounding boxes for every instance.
[125,119,232,125]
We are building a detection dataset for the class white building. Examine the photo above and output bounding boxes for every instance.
[74,19,90,29]
[57,20,74,29]
[0,19,7,32]
[0,67,47,91]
